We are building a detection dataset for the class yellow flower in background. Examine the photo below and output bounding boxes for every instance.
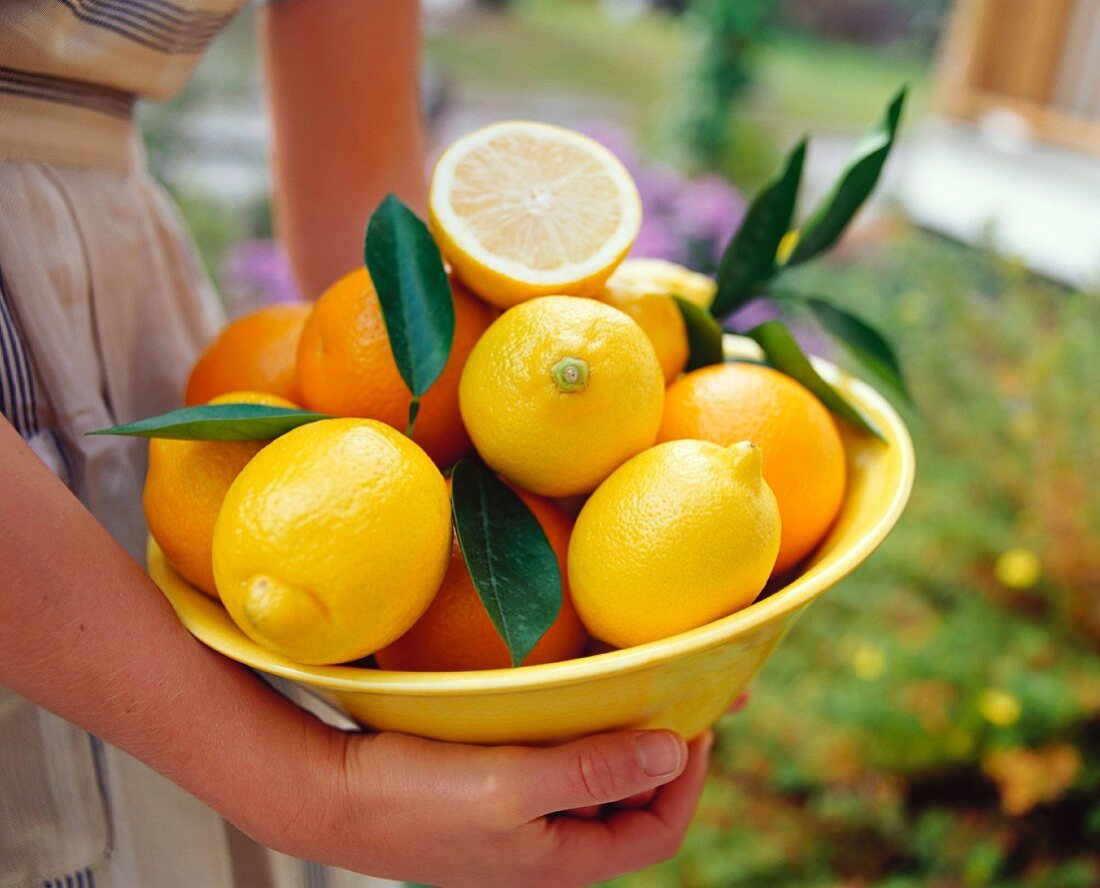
[995,547,1041,590]
[851,643,885,680]
[945,727,975,758]
[979,689,1022,727]
[983,744,1081,815]
[776,230,800,265]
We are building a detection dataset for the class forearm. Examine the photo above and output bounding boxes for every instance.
[261,0,429,299]
[0,421,336,844]
[0,420,714,883]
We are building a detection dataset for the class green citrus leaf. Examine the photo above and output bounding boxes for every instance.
[786,86,907,265]
[804,298,912,405]
[746,320,885,441]
[87,404,329,440]
[712,138,806,316]
[674,295,725,372]
[451,459,562,668]
[364,194,455,434]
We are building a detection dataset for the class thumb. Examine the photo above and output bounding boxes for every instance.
[515,730,688,817]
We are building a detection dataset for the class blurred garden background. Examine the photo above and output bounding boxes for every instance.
[144,1,1100,884]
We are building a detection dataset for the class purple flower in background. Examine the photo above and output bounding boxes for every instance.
[634,163,688,214]
[580,120,744,272]
[577,120,641,171]
[633,215,689,266]
[725,297,783,331]
[220,239,303,317]
[675,174,745,265]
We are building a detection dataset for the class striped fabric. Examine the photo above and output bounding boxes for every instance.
[54,0,237,55]
[43,866,97,888]
[0,66,135,120]
[0,267,42,440]
[0,0,248,171]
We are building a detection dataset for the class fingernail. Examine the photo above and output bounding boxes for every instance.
[634,731,684,777]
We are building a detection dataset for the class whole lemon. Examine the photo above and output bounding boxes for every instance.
[568,439,781,648]
[144,390,297,599]
[459,296,664,497]
[212,418,452,665]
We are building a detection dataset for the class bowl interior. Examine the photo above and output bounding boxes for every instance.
[149,336,914,695]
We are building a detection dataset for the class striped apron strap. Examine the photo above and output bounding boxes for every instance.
[0,263,43,440]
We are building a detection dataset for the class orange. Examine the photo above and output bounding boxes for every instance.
[185,304,311,406]
[296,268,495,467]
[658,363,846,574]
[375,488,587,671]
[144,391,297,598]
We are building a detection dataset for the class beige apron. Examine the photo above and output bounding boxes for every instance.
[0,3,396,886]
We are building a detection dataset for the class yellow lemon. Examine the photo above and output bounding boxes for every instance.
[604,257,717,310]
[212,418,451,665]
[599,284,688,386]
[429,121,642,308]
[568,439,781,648]
[144,391,297,599]
[459,296,664,497]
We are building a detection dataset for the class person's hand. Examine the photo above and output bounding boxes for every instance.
[244,727,712,888]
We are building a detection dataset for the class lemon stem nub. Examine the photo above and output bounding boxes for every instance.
[728,440,764,479]
[551,357,589,393]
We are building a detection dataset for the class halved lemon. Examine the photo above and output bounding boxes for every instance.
[429,121,642,309]
[604,257,718,310]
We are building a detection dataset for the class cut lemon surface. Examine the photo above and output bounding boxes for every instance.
[605,258,718,310]
[429,121,642,308]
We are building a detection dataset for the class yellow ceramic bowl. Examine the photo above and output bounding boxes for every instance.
[148,336,914,744]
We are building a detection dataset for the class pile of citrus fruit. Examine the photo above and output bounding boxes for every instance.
[145,121,848,671]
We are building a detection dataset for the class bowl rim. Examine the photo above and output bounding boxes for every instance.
[152,335,915,696]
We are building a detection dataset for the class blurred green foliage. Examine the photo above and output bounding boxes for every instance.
[426,0,930,191]
[671,0,774,173]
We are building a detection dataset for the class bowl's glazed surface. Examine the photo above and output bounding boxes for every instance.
[148,336,915,744]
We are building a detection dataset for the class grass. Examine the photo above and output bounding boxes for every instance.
[426,0,684,115]
[752,33,931,133]
[426,1,932,132]
[426,0,931,189]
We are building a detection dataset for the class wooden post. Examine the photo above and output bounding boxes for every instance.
[934,0,1100,155]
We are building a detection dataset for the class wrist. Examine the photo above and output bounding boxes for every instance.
[218,693,349,855]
